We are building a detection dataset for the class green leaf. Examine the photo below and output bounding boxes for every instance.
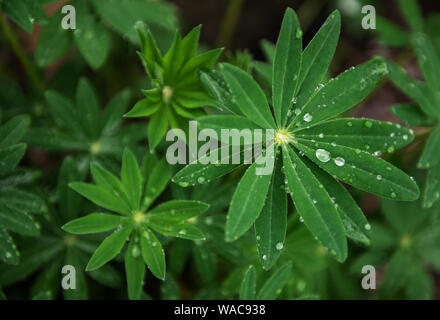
[192,242,216,283]
[90,163,130,205]
[220,63,275,129]
[140,227,166,280]
[148,200,209,222]
[397,0,423,32]
[418,126,440,168]
[254,155,286,270]
[0,115,30,149]
[390,103,435,127]
[101,89,131,135]
[295,118,414,153]
[148,106,168,152]
[76,78,100,139]
[35,12,72,67]
[411,33,440,97]
[0,189,45,215]
[296,10,340,109]
[142,159,172,210]
[124,98,160,118]
[0,228,18,265]
[3,0,33,33]
[256,262,292,300]
[0,201,39,236]
[74,15,110,69]
[240,265,256,300]
[272,8,302,126]
[44,91,84,135]
[225,153,273,242]
[289,59,388,129]
[294,139,420,201]
[86,225,133,271]
[69,182,131,216]
[306,160,370,246]
[386,59,439,118]
[147,220,205,241]
[179,48,223,77]
[172,145,251,187]
[125,238,145,300]
[423,163,440,208]
[282,146,347,261]
[0,143,26,176]
[121,149,142,209]
[62,213,122,234]
[381,250,413,294]
[375,16,409,47]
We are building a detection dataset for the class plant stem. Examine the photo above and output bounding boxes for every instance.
[216,0,245,48]
[0,14,45,96]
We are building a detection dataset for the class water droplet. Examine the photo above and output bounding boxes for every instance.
[364,121,372,128]
[373,151,382,157]
[316,149,331,163]
[179,182,189,187]
[197,177,205,184]
[391,192,397,199]
[276,242,284,250]
[132,245,140,258]
[262,255,268,260]
[347,121,353,127]
[355,149,361,154]
[376,175,382,181]
[364,224,371,231]
[334,157,345,167]
[387,146,395,153]
[390,132,395,137]
[299,216,304,223]
[296,28,303,39]
[316,83,324,91]
[294,108,301,115]
[5,252,11,258]
[256,235,261,241]
[319,133,324,138]
[403,134,408,140]
[303,113,313,122]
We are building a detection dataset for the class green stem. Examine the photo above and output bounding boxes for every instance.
[216,0,245,48]
[0,14,45,96]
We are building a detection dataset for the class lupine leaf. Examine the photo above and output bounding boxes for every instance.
[140,227,166,280]
[0,115,30,148]
[375,16,409,47]
[121,149,142,209]
[148,200,209,221]
[294,139,420,200]
[220,63,276,129]
[390,103,435,127]
[254,155,286,270]
[296,10,340,109]
[0,144,26,176]
[225,154,273,242]
[69,182,132,216]
[125,238,145,300]
[256,262,292,300]
[86,225,133,271]
[197,115,262,142]
[418,125,440,169]
[386,59,440,118]
[289,59,388,129]
[272,8,302,126]
[423,164,440,208]
[148,106,168,152]
[90,163,129,205]
[239,265,256,300]
[101,89,131,135]
[0,228,19,265]
[282,146,347,261]
[147,220,205,241]
[124,99,160,118]
[295,118,414,153]
[62,213,122,234]
[397,0,423,32]
[0,201,39,236]
[76,78,100,139]
[411,33,440,97]
[3,0,33,33]
[142,159,172,210]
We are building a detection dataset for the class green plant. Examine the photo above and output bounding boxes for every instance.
[0,157,121,299]
[174,9,419,270]
[125,24,222,151]
[351,199,440,299]
[0,115,45,265]
[62,148,210,299]
[386,34,440,208]
[25,78,145,174]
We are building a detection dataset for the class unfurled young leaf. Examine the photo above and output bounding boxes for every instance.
[64,149,208,297]
[126,24,222,151]
[175,8,418,268]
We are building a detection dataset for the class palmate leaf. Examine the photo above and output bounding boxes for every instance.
[225,153,273,242]
[62,213,123,235]
[239,265,256,300]
[294,139,419,201]
[282,146,347,262]
[148,200,209,222]
[295,10,340,109]
[272,8,302,126]
[254,155,286,270]
[256,262,292,300]
[289,58,388,129]
[86,225,133,271]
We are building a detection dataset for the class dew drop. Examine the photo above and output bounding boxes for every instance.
[319,133,324,138]
[403,134,408,140]
[294,108,301,115]
[376,175,382,181]
[303,113,313,122]
[334,157,345,167]
[364,224,371,231]
[262,255,268,260]
[364,121,372,128]
[276,242,284,250]
[197,177,205,184]
[179,182,189,187]
[296,28,303,39]
[391,192,397,199]
[316,149,331,163]
[347,121,353,127]
[299,216,304,223]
